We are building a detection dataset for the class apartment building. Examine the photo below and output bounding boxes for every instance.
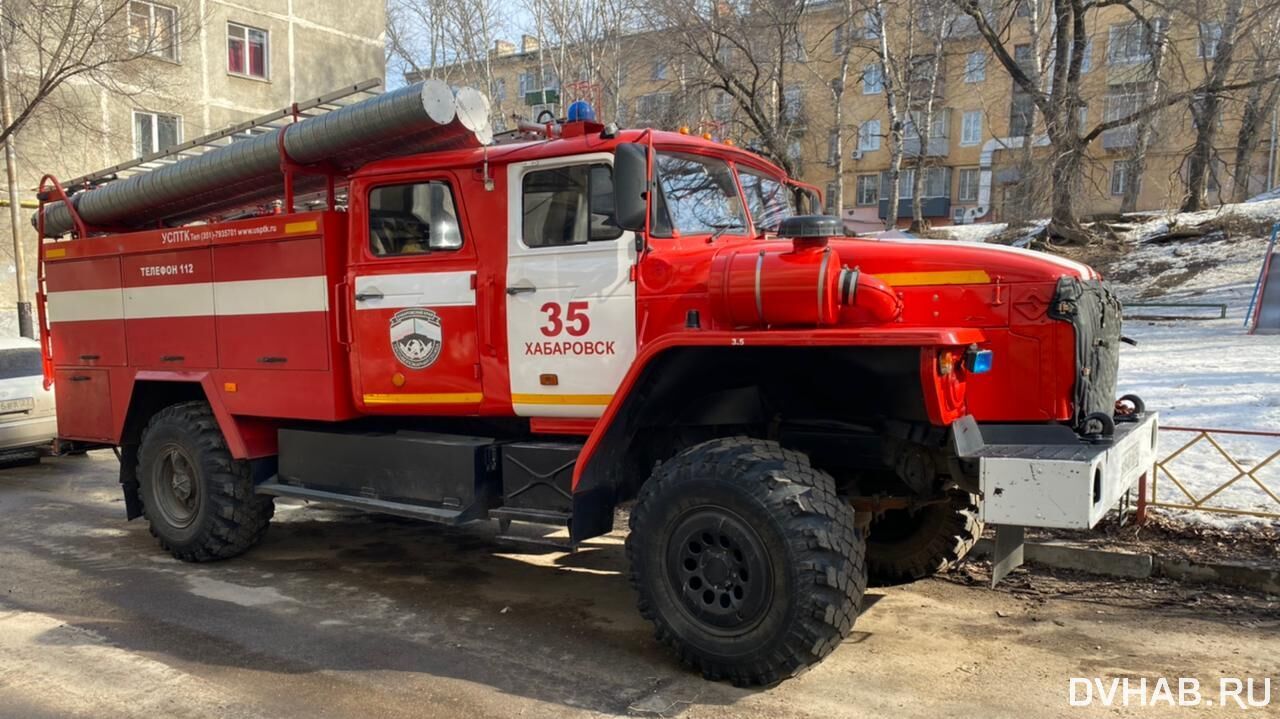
[439,4,1276,229]
[1,0,385,333]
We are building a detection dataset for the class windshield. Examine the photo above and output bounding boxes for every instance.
[738,167,796,233]
[652,152,746,236]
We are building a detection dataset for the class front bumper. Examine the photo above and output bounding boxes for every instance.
[954,413,1158,529]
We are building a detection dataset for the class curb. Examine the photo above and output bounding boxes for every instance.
[970,538,1280,595]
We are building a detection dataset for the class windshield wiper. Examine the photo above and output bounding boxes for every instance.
[707,224,740,243]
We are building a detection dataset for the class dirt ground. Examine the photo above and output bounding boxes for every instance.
[1,452,1277,718]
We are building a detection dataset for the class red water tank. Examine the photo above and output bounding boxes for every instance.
[709,217,902,328]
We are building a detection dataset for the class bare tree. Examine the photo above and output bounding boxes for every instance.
[904,1,958,231]
[388,0,513,124]
[1120,16,1170,214]
[642,0,809,176]
[1180,0,1246,212]
[871,0,907,229]
[1,0,199,145]
[955,0,1280,239]
[1231,24,1280,201]
[521,0,638,117]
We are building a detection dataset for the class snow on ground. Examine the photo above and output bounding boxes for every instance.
[942,204,1280,526]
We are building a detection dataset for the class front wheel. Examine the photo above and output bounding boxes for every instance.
[137,401,273,562]
[627,437,866,686]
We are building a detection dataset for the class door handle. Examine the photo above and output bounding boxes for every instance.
[354,289,383,302]
[506,284,537,296]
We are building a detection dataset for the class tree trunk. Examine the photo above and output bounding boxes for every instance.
[1121,24,1168,214]
[1182,0,1244,212]
[1231,79,1280,202]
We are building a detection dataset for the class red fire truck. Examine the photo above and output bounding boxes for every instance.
[35,85,1156,685]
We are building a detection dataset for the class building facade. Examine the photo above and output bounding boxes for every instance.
[435,3,1277,231]
[1,0,385,334]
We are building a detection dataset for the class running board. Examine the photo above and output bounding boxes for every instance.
[257,482,468,525]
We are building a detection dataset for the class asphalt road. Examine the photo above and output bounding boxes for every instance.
[1,452,1276,718]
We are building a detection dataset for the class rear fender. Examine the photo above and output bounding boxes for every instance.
[117,372,279,520]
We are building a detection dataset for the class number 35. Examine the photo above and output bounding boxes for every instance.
[540,301,590,337]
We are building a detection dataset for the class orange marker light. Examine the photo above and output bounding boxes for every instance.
[223,382,238,393]
[702,133,713,140]
[392,372,406,387]
[678,126,690,135]
[724,138,735,146]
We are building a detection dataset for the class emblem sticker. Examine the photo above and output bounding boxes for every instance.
[389,308,443,370]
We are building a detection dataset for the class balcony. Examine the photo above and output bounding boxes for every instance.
[878,196,951,220]
[903,135,949,157]
[524,88,560,106]
[1102,125,1137,149]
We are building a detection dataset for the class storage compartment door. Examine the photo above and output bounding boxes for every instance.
[53,368,113,442]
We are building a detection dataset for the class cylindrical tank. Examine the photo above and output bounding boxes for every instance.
[710,236,903,328]
[35,80,491,237]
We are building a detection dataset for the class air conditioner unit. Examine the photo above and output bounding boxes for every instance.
[952,207,969,224]
[851,148,863,160]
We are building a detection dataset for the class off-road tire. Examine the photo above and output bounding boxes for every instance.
[627,437,866,686]
[866,491,982,586]
[137,401,273,562]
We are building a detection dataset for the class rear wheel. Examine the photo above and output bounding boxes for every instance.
[137,401,273,562]
[866,491,981,585]
[627,437,865,686]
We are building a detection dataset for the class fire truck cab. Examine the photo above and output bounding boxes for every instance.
[37,96,1157,686]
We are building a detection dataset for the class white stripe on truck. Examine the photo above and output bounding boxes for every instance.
[46,275,329,323]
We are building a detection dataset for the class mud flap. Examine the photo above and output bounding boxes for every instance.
[990,524,1025,587]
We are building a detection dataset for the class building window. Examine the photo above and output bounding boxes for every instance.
[1077,105,1088,134]
[227,22,268,79]
[651,60,668,81]
[782,85,804,123]
[494,78,507,103]
[958,168,980,202]
[856,174,878,205]
[964,52,986,83]
[1199,22,1223,58]
[129,0,178,61]
[133,111,181,157]
[825,182,840,214]
[864,11,882,39]
[858,120,881,151]
[960,110,982,145]
[1009,91,1035,136]
[1107,21,1163,65]
[1079,38,1093,73]
[863,64,884,94]
[827,130,840,166]
[785,36,807,62]
[1110,160,1138,196]
[635,92,671,126]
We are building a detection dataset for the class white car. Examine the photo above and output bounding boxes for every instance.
[0,337,56,461]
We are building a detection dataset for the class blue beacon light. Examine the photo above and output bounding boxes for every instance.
[567,100,596,122]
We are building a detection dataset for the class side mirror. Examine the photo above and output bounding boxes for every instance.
[614,143,647,233]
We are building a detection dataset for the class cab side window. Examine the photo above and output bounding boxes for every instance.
[368,181,463,257]
[522,163,621,248]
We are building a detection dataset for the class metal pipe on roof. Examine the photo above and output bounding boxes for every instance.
[35,79,493,237]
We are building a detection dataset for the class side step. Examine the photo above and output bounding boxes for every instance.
[257,481,468,525]
[491,507,576,552]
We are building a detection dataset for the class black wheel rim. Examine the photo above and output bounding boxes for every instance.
[153,443,201,529]
[664,506,773,636]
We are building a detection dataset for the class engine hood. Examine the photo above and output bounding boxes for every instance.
[828,237,1098,285]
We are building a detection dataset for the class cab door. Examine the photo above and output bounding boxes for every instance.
[505,155,637,417]
[350,177,483,411]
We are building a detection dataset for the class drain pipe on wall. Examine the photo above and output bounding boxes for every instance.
[967,135,1051,224]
